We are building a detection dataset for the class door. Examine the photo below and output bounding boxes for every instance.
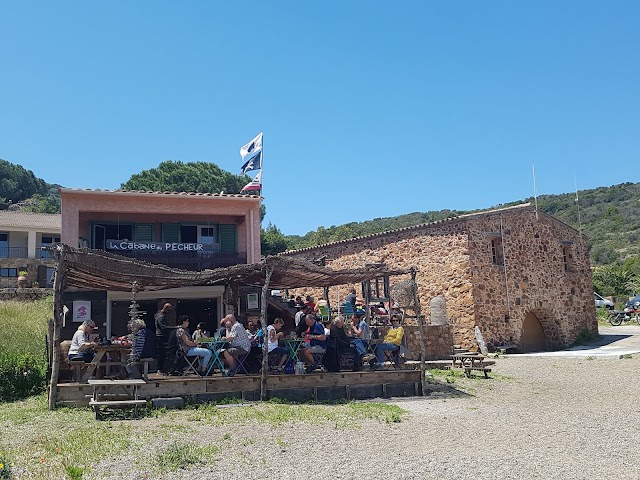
[521,312,547,352]
[93,225,106,249]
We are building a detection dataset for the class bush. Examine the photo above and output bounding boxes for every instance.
[0,298,51,402]
[0,450,13,479]
[0,354,47,402]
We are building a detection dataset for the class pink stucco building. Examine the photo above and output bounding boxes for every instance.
[60,188,262,337]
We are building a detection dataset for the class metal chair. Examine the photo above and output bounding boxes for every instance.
[317,304,331,321]
[176,348,200,376]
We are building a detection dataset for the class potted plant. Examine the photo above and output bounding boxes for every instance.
[17,270,29,288]
[32,280,40,288]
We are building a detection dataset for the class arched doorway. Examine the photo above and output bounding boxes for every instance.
[521,311,547,352]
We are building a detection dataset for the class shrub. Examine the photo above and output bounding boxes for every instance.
[0,450,13,479]
[0,298,51,402]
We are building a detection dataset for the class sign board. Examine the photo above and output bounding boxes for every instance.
[73,301,91,323]
[106,240,214,252]
[247,293,260,310]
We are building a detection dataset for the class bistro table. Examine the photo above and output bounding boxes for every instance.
[79,344,130,383]
[284,338,306,363]
[199,339,228,375]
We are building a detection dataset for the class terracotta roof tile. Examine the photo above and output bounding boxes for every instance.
[0,210,61,230]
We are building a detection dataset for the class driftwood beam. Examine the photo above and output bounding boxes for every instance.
[259,265,273,401]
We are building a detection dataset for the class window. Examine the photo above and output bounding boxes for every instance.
[0,233,7,258]
[40,236,60,259]
[200,226,218,247]
[0,268,18,277]
[491,238,503,265]
[561,244,573,272]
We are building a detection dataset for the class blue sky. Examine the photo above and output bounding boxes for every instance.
[1,1,638,235]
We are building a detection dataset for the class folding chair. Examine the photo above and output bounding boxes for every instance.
[341,302,355,320]
[225,352,249,376]
[383,335,408,370]
[318,304,331,321]
[176,348,200,376]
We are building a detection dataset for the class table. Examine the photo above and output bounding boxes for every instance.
[88,379,146,420]
[199,339,228,375]
[79,345,130,383]
[285,338,306,363]
[449,353,494,378]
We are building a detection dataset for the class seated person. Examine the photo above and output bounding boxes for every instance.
[323,319,331,338]
[351,313,371,341]
[220,314,252,376]
[67,320,97,362]
[266,318,289,371]
[305,295,316,311]
[126,318,154,379]
[345,287,357,308]
[331,316,368,359]
[299,314,327,372]
[176,315,212,376]
[215,318,228,339]
[192,322,210,341]
[295,305,313,337]
[372,315,404,369]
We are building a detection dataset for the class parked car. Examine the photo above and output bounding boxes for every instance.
[625,294,640,310]
[594,292,614,309]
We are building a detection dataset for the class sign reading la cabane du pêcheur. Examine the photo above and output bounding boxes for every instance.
[106,240,212,252]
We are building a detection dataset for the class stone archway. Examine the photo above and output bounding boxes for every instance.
[521,308,561,352]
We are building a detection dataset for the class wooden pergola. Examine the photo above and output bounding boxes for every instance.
[48,244,428,409]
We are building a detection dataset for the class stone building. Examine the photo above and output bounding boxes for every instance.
[282,204,596,356]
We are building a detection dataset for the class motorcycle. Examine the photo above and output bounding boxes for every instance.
[608,302,640,326]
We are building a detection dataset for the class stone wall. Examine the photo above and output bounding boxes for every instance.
[467,208,596,351]
[0,288,53,302]
[283,205,595,352]
[373,324,453,360]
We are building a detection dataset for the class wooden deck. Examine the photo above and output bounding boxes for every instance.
[54,369,424,406]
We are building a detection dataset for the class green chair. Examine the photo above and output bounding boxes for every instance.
[318,304,331,321]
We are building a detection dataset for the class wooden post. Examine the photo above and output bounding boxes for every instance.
[259,264,273,401]
[410,268,428,397]
[48,245,66,410]
[323,286,330,318]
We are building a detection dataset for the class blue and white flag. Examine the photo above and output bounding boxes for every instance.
[240,150,262,174]
[240,132,263,159]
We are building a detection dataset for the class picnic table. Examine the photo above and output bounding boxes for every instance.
[88,379,146,420]
[448,352,495,378]
[76,344,130,383]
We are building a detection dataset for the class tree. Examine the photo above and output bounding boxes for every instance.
[0,159,48,208]
[261,223,289,256]
[121,161,250,194]
[592,265,634,297]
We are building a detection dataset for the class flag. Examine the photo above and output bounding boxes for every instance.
[241,171,262,192]
[240,150,262,174]
[240,132,263,159]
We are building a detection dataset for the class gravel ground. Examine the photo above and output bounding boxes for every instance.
[90,354,640,480]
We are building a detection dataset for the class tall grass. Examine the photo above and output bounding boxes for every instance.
[0,297,53,401]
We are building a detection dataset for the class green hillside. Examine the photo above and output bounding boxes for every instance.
[285,182,640,267]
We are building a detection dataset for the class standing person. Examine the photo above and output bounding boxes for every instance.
[176,315,212,376]
[154,302,173,374]
[220,314,251,376]
[372,315,404,369]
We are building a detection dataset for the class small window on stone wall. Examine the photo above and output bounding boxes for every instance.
[491,238,503,265]
[561,244,573,272]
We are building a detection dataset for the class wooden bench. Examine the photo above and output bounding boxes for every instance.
[445,364,493,378]
[88,379,147,420]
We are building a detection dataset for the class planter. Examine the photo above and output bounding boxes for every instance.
[17,276,29,288]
